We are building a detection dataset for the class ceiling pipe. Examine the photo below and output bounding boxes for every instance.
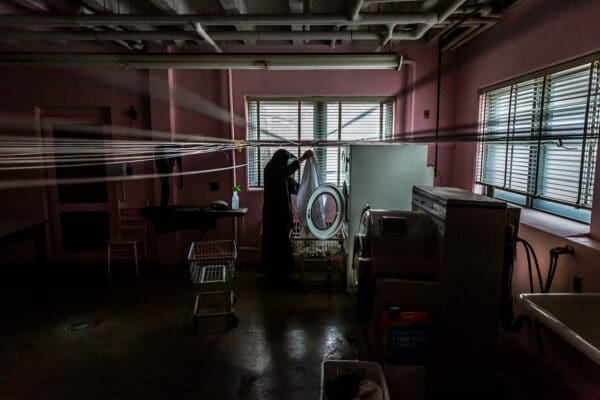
[427,15,495,43]
[372,0,466,51]
[0,13,438,26]
[392,0,465,46]
[0,52,406,70]
[146,0,198,46]
[437,0,468,22]
[446,21,494,50]
[453,5,493,16]
[432,16,498,26]
[0,30,434,42]
[193,23,223,53]
[303,0,313,42]
[374,23,395,52]
[329,25,340,49]
[77,1,147,49]
[350,0,365,21]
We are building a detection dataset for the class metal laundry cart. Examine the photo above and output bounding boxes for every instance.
[188,241,238,329]
[290,222,345,287]
[188,240,238,277]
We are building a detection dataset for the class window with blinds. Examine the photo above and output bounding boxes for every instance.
[247,98,394,187]
[477,58,600,222]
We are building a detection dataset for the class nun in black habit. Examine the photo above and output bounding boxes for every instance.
[261,148,313,280]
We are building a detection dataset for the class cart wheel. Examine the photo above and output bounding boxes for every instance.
[227,315,239,328]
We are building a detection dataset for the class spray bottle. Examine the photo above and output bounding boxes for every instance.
[232,185,241,209]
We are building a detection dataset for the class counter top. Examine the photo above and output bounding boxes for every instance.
[141,206,247,233]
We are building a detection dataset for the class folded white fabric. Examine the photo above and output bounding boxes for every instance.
[296,156,326,231]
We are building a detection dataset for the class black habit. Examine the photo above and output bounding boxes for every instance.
[261,149,300,279]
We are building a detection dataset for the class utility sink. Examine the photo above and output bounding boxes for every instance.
[519,293,600,365]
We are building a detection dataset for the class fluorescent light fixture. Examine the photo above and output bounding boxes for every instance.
[0,53,404,70]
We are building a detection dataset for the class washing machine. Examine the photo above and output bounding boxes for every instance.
[303,144,434,292]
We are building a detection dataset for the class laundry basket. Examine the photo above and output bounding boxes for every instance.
[290,222,345,287]
[320,360,390,400]
[188,241,239,330]
[188,240,238,277]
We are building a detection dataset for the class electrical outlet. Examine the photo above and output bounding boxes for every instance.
[424,110,430,119]
[573,276,582,293]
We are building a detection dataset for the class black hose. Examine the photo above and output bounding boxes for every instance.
[544,254,557,293]
[528,242,544,292]
[504,241,574,333]
[521,239,534,293]
[544,245,574,292]
[518,239,544,292]
[503,238,542,333]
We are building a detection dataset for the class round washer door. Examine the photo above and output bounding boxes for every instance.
[305,183,346,240]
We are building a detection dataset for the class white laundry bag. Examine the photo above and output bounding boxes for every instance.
[296,156,327,231]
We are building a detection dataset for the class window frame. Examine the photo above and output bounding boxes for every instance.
[246,96,395,188]
[477,53,600,223]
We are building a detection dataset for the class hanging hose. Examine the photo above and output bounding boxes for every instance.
[502,238,534,332]
[518,239,544,292]
[502,239,574,332]
[544,245,575,293]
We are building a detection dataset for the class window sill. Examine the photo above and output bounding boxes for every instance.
[517,207,600,250]
[566,234,600,252]
[519,207,589,237]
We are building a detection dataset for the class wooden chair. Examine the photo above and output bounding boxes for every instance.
[107,203,148,276]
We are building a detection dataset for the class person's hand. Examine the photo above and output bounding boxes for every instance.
[299,149,314,163]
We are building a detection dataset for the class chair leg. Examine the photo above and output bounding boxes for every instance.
[107,244,111,275]
[143,241,148,263]
[134,245,139,276]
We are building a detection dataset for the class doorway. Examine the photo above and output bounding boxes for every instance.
[42,110,116,263]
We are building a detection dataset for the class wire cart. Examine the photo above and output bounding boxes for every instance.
[188,240,238,277]
[188,240,239,329]
[290,222,346,287]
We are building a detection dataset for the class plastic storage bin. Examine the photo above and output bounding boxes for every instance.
[320,360,390,400]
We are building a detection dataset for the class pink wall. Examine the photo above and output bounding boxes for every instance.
[441,0,600,394]
[445,0,600,233]
[441,0,600,280]
[0,66,154,263]
[0,43,446,265]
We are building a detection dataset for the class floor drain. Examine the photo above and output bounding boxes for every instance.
[65,320,98,334]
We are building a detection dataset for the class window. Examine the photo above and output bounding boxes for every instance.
[247,98,394,187]
[477,58,600,223]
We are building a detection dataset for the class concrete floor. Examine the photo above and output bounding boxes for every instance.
[0,264,583,399]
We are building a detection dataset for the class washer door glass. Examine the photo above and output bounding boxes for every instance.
[305,184,345,240]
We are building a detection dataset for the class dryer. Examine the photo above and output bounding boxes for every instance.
[304,144,434,291]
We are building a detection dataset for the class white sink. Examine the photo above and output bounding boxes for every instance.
[518,293,600,365]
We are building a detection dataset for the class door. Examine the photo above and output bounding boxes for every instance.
[43,112,116,263]
[305,183,346,240]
